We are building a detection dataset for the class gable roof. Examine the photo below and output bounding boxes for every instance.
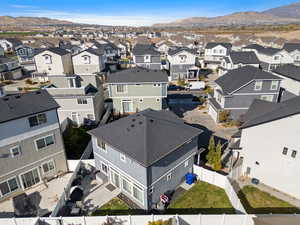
[107,67,168,83]
[215,66,281,95]
[168,47,197,56]
[205,42,232,49]
[0,56,16,64]
[5,38,22,48]
[37,48,70,56]
[88,109,202,167]
[132,44,160,56]
[243,44,265,51]
[0,90,59,123]
[273,64,300,82]
[229,51,260,65]
[73,48,104,57]
[282,43,300,53]
[241,96,300,129]
[258,47,282,56]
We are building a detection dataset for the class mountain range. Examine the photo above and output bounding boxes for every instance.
[153,2,300,27]
[0,16,73,26]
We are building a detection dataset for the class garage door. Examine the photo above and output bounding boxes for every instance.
[208,104,218,123]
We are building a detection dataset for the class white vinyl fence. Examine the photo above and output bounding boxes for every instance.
[193,165,246,214]
[0,214,257,225]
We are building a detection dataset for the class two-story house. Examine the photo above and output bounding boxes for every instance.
[88,109,202,210]
[132,44,161,70]
[204,42,232,69]
[0,90,68,201]
[0,38,22,53]
[0,56,22,80]
[34,48,74,75]
[208,66,282,122]
[15,45,38,72]
[282,43,300,66]
[72,48,105,75]
[234,96,300,200]
[167,48,198,81]
[243,44,294,71]
[219,51,260,76]
[93,41,120,61]
[108,67,168,115]
[272,64,300,100]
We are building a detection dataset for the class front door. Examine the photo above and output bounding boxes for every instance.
[110,169,120,188]
[20,168,41,189]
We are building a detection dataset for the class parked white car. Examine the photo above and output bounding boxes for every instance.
[186,81,205,90]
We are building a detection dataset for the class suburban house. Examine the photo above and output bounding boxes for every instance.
[233,96,300,200]
[132,44,161,70]
[208,66,282,122]
[167,48,199,81]
[93,41,120,61]
[204,42,232,69]
[15,45,38,72]
[88,109,202,210]
[34,48,74,75]
[218,51,260,76]
[0,56,22,80]
[272,64,300,100]
[72,48,105,75]
[0,90,68,201]
[107,67,168,115]
[243,44,293,71]
[0,38,22,52]
[282,43,300,66]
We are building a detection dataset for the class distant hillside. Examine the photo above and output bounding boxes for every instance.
[0,16,73,26]
[153,2,300,27]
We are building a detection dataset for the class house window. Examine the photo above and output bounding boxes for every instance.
[83,55,91,64]
[179,55,187,63]
[274,55,280,60]
[68,78,77,88]
[0,178,19,196]
[97,139,106,152]
[122,100,133,113]
[120,153,126,162]
[292,150,297,158]
[133,184,144,203]
[184,160,189,168]
[270,81,279,90]
[35,135,54,151]
[122,178,132,195]
[144,55,151,62]
[116,84,126,93]
[254,81,263,91]
[42,160,55,174]
[87,114,95,121]
[10,146,21,158]
[261,95,273,102]
[77,98,87,104]
[28,113,47,127]
[282,147,288,155]
[167,173,172,181]
[101,163,108,175]
[44,55,52,64]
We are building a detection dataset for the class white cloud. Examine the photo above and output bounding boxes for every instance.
[9,4,36,9]
[19,9,179,26]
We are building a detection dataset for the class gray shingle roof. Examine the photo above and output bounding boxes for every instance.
[273,64,300,82]
[215,66,281,95]
[282,43,300,53]
[229,51,260,65]
[107,67,168,83]
[205,42,232,49]
[0,56,15,64]
[258,47,282,56]
[241,96,300,129]
[243,44,265,51]
[73,48,104,57]
[0,90,59,123]
[132,44,160,56]
[168,47,197,56]
[38,48,70,56]
[88,109,202,167]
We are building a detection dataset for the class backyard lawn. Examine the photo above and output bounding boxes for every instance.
[167,181,235,214]
[238,185,300,214]
[92,197,130,216]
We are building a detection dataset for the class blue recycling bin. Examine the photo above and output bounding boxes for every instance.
[185,173,196,185]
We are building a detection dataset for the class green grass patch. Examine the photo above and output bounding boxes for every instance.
[167,181,235,214]
[238,185,300,214]
[92,198,131,216]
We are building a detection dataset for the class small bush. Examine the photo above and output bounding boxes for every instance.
[25,79,34,85]
[219,110,230,123]
[149,219,173,225]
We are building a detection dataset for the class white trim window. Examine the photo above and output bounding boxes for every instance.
[292,150,297,158]
[120,153,126,162]
[167,173,172,181]
[97,139,107,152]
[28,113,47,127]
[261,95,273,102]
[270,81,279,90]
[254,81,263,91]
[77,98,88,104]
[83,55,91,64]
[184,160,189,168]
[101,162,108,175]
[0,177,19,196]
[116,84,127,93]
[42,160,55,174]
[133,184,144,204]
[10,145,21,158]
[43,54,52,64]
[122,177,132,195]
[35,135,55,151]
[144,55,151,63]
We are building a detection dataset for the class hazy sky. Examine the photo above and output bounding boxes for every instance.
[1,0,299,26]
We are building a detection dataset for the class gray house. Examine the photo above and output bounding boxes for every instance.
[0,90,68,201]
[108,67,168,115]
[132,44,161,70]
[208,66,282,122]
[89,109,202,210]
